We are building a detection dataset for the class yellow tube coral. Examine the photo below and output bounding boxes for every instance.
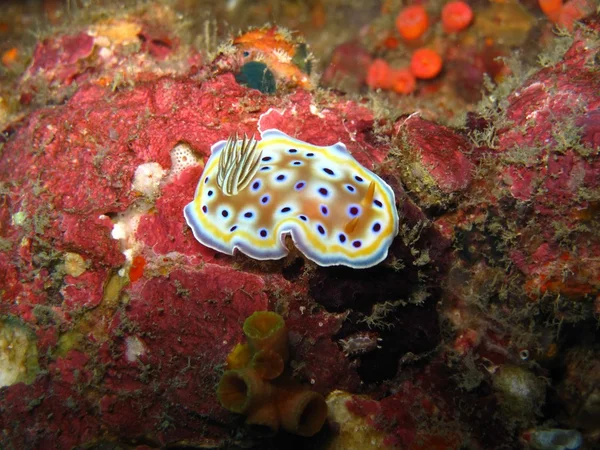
[226,343,251,370]
[217,368,272,414]
[243,311,289,361]
[251,349,284,380]
[276,388,328,437]
[246,402,280,435]
[218,311,328,437]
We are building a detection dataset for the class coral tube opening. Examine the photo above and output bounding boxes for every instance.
[217,369,270,414]
[251,349,285,380]
[243,311,289,360]
[277,390,328,437]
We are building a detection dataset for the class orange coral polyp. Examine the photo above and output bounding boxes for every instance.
[538,0,563,22]
[410,48,443,79]
[128,255,146,282]
[538,0,563,16]
[1,47,18,67]
[442,1,474,33]
[391,69,416,94]
[234,27,295,56]
[366,58,393,90]
[396,5,429,40]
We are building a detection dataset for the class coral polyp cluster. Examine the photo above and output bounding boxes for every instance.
[217,311,328,437]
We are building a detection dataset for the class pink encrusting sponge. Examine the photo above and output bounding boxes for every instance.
[184,129,398,268]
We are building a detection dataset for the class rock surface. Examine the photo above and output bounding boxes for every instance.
[0,5,599,450]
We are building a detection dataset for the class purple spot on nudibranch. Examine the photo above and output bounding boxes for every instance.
[252,181,261,191]
[346,185,355,193]
[244,211,253,218]
[348,205,360,217]
[259,229,268,238]
[230,225,237,232]
[318,187,329,197]
[281,206,291,213]
[288,148,298,153]
[321,205,329,216]
[221,210,229,218]
[323,168,335,176]
[262,156,272,161]
[317,224,326,235]
[352,240,362,248]
[292,161,302,166]
[372,222,381,232]
[208,190,214,197]
[295,181,306,191]
[261,195,270,204]
[354,175,364,182]
[338,233,347,243]
[374,200,383,208]
[276,174,286,181]
[299,215,308,222]
[202,205,207,213]
[306,152,315,157]
[204,177,209,184]
[260,166,271,171]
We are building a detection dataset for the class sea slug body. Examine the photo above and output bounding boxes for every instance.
[339,331,382,357]
[184,129,399,268]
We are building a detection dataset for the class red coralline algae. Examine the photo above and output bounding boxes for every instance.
[61,270,107,310]
[286,306,360,393]
[24,31,95,81]
[321,41,373,90]
[393,115,474,206]
[441,24,600,306]
[135,166,215,258]
[345,377,467,449]
[18,15,200,104]
[577,109,600,148]
[58,213,123,267]
[257,101,387,168]
[521,243,600,298]
[2,376,102,449]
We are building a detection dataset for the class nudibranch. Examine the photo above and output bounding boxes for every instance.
[183,129,399,268]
